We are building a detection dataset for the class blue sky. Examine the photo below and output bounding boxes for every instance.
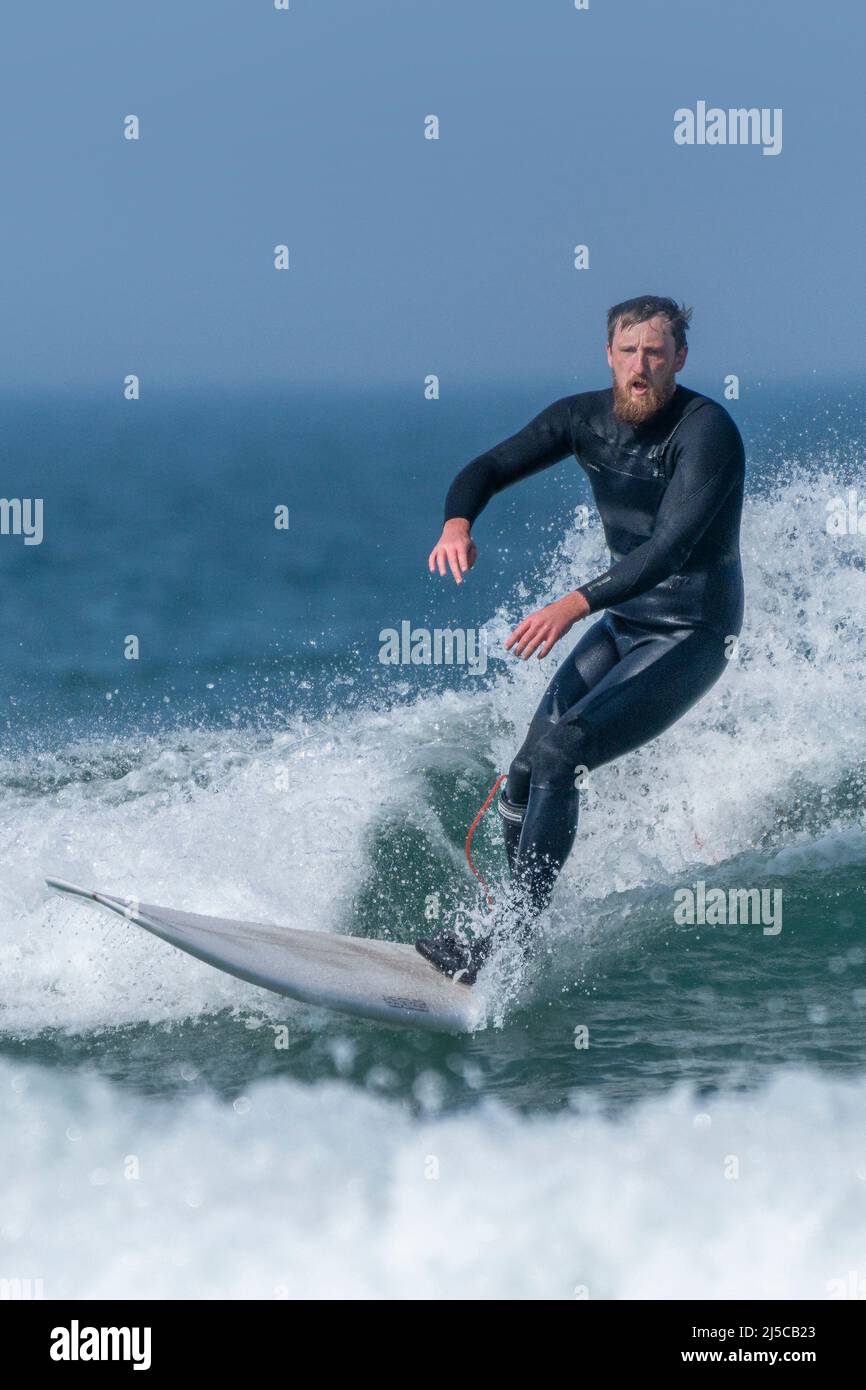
[1,0,860,390]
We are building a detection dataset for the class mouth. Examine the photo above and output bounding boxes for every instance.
[630,381,649,395]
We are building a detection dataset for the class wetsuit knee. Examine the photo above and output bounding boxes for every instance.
[504,752,532,807]
[529,723,592,791]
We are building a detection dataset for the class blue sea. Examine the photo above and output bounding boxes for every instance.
[2,381,865,1298]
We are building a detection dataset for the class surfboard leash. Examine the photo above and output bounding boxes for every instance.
[464,773,507,907]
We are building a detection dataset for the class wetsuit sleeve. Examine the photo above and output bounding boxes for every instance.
[444,398,574,525]
[577,409,745,614]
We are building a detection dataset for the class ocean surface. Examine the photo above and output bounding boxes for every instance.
[1,381,865,1299]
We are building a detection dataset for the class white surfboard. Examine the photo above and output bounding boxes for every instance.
[46,878,483,1034]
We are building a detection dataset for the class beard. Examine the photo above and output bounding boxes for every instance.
[612,372,676,426]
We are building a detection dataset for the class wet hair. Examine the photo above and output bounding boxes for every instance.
[606,296,693,353]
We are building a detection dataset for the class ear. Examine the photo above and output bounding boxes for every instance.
[674,345,688,371]
[606,341,614,368]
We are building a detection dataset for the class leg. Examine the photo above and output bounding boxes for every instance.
[513,623,731,914]
[498,615,621,869]
[503,615,621,806]
[418,618,620,983]
[417,621,731,982]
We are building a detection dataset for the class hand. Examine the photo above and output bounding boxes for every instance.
[506,591,590,660]
[428,517,478,585]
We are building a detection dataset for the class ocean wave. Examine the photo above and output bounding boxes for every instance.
[1,1056,865,1299]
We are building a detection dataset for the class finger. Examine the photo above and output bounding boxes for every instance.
[520,628,548,660]
[505,618,532,651]
[513,626,539,658]
[428,548,437,572]
[436,547,447,578]
[515,619,543,651]
[446,547,463,585]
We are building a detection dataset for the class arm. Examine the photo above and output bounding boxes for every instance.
[444,396,575,526]
[576,410,745,613]
[431,397,574,584]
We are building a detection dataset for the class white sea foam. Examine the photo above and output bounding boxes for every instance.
[1,1057,865,1300]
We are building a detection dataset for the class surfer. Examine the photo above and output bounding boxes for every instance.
[416,296,745,983]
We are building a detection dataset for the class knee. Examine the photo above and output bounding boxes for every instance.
[531,724,592,790]
[505,751,532,807]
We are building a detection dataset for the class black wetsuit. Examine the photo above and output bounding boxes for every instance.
[448,384,745,922]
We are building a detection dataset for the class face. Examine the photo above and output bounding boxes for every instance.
[607,315,687,424]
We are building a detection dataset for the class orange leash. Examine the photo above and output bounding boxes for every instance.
[465,773,507,907]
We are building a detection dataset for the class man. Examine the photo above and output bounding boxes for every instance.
[416,295,745,983]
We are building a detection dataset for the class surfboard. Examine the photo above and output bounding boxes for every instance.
[45,878,483,1034]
